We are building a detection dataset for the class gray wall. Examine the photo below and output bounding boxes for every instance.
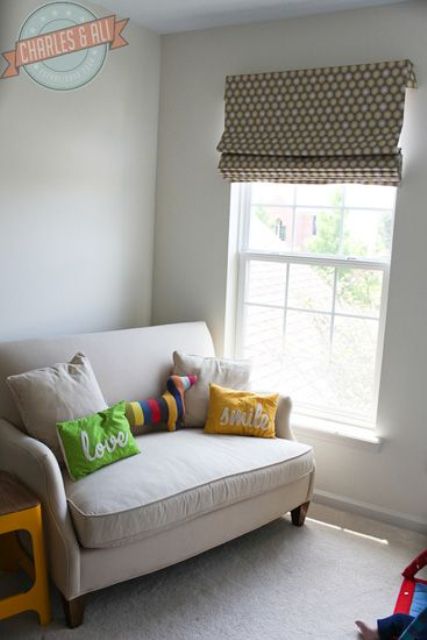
[153,0,427,528]
[0,0,161,341]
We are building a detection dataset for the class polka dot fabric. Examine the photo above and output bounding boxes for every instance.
[217,59,416,185]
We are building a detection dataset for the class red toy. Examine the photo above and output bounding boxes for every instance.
[394,550,427,618]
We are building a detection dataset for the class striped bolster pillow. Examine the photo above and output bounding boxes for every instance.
[125,375,197,434]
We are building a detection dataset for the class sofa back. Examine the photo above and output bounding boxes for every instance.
[0,322,215,429]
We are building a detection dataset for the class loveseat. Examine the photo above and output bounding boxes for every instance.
[0,321,315,627]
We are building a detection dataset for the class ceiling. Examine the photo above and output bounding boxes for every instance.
[99,0,410,34]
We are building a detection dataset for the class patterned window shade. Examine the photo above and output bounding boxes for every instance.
[217,59,416,185]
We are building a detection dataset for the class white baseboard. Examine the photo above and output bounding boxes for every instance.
[313,489,427,534]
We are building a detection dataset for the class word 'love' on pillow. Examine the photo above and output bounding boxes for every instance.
[57,401,140,481]
[204,383,279,438]
[125,375,197,435]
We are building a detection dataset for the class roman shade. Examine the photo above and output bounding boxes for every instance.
[217,59,416,185]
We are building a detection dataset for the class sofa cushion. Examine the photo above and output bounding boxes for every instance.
[64,429,314,549]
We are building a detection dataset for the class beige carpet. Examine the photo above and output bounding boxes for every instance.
[1,504,426,639]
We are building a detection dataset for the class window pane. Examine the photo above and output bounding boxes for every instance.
[344,184,396,209]
[343,209,392,258]
[246,261,286,306]
[330,317,379,417]
[248,205,293,251]
[251,183,295,206]
[284,311,330,364]
[242,305,284,388]
[294,208,341,255]
[336,268,383,318]
[281,312,337,409]
[288,264,334,312]
[295,184,343,208]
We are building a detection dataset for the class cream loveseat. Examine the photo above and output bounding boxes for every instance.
[0,322,315,627]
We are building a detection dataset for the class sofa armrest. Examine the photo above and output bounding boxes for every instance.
[0,418,81,598]
[275,395,295,440]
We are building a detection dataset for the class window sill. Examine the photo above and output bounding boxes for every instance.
[291,413,383,450]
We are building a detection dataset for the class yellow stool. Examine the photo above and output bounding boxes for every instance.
[0,471,51,625]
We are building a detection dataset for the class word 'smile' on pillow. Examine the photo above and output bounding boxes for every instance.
[7,352,107,461]
[204,383,279,438]
[125,375,197,435]
[172,352,251,427]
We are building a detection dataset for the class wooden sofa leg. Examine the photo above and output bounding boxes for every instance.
[61,594,85,628]
[291,501,310,527]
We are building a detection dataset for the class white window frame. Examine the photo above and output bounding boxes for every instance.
[228,182,396,431]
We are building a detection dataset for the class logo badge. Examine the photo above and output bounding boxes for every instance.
[1,2,128,90]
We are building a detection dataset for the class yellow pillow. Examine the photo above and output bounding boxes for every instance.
[204,383,279,438]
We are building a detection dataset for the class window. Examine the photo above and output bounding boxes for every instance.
[230,183,396,429]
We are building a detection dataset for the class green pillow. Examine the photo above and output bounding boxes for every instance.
[57,401,140,481]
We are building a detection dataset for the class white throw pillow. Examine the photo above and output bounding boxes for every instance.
[275,395,294,440]
[172,351,251,426]
[7,352,107,461]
